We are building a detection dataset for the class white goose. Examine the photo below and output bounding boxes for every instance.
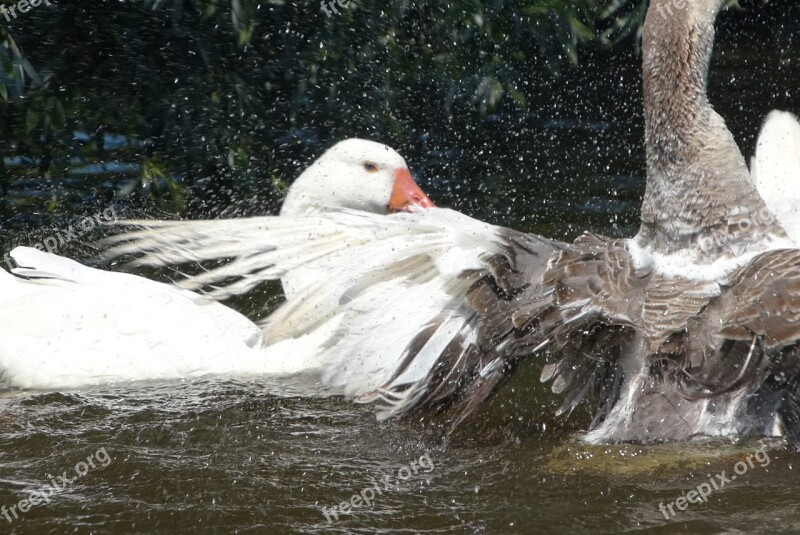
[0,139,434,390]
[108,190,521,401]
[278,138,433,298]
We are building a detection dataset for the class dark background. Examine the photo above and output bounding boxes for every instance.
[1,0,798,242]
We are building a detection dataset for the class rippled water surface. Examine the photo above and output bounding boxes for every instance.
[0,378,799,534]
[4,6,800,535]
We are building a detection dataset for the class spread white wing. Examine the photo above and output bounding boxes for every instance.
[105,208,526,400]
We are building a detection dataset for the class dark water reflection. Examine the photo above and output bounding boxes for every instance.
[3,6,800,535]
[0,379,797,534]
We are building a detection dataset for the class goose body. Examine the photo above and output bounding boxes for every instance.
[0,246,268,388]
[0,139,434,390]
[525,0,800,443]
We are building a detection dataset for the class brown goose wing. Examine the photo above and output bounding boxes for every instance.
[532,234,648,420]
[376,229,564,424]
[711,250,800,349]
[383,233,659,427]
[387,231,733,431]
[677,249,800,406]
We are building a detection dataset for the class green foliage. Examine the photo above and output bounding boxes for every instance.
[0,27,41,104]
[0,0,648,216]
[137,158,186,212]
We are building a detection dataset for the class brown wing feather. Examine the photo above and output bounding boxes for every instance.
[386,228,800,442]
[387,232,647,428]
[676,250,800,398]
[380,230,563,425]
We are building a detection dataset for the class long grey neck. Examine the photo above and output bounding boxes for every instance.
[635,0,786,259]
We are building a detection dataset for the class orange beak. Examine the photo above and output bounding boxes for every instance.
[388,168,435,212]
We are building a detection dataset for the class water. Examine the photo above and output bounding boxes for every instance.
[3,5,800,534]
[0,380,796,534]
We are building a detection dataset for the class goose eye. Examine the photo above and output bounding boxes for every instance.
[363,162,380,173]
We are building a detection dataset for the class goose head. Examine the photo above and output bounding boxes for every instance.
[280,139,435,216]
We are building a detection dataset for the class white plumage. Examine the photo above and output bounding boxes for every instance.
[0,247,267,388]
[107,207,507,397]
[0,138,475,396]
[750,110,800,245]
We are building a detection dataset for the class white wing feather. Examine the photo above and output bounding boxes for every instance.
[105,207,508,398]
[751,110,800,245]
